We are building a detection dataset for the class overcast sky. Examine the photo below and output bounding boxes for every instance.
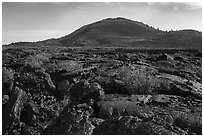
[2,2,202,44]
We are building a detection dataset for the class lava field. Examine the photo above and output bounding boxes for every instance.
[2,47,202,135]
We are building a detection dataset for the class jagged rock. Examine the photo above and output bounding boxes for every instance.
[17,69,56,93]
[83,82,105,101]
[27,101,39,114]
[124,104,154,120]
[3,95,9,106]
[2,46,202,135]
[18,72,41,88]
[69,79,89,101]
[31,69,56,91]
[152,94,171,106]
[130,95,152,104]
[2,67,14,83]
[157,74,202,99]
[3,86,28,121]
[152,113,175,127]
[93,116,141,134]
[174,56,184,62]
[95,77,129,94]
[91,117,105,127]
[171,111,202,134]
[2,67,14,95]
[194,51,202,57]
[41,106,95,135]
[69,80,104,103]
[135,122,176,135]
[57,80,72,92]
[156,53,168,61]
[93,116,176,135]
[20,101,39,126]
[2,86,28,134]
[43,71,56,91]
[166,115,174,126]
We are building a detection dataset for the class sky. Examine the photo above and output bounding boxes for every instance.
[2,2,202,44]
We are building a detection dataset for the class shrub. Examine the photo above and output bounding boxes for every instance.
[118,66,158,95]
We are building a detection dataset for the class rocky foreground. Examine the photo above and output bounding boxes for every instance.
[2,47,202,135]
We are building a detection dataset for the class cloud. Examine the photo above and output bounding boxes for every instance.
[147,2,154,6]
[51,2,67,6]
[183,2,202,10]
[92,2,100,6]
[22,2,39,8]
[104,2,111,5]
[77,6,83,9]
[103,2,127,11]
[173,6,179,11]
[146,2,201,12]
[103,2,121,6]
[146,7,158,13]
[147,2,169,6]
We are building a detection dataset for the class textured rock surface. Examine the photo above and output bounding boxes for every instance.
[69,80,105,103]
[93,116,176,135]
[2,47,202,135]
[41,106,95,135]
[2,67,14,95]
[2,86,28,134]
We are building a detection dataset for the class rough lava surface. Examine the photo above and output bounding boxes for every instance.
[2,46,202,135]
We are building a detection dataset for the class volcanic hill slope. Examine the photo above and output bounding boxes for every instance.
[58,17,202,49]
[5,17,202,49]
[2,17,202,135]
[58,17,163,47]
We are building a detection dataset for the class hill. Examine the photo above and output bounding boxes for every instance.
[4,17,202,49]
[58,17,163,47]
[153,29,202,49]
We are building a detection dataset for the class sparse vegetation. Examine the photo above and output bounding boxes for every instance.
[118,66,158,95]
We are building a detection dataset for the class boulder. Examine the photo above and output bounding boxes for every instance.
[152,94,171,106]
[124,104,154,120]
[83,82,105,101]
[135,122,176,135]
[156,53,168,61]
[2,95,9,106]
[2,67,14,95]
[17,72,41,91]
[174,56,184,62]
[20,101,39,126]
[43,72,56,91]
[93,116,141,135]
[172,111,202,135]
[32,69,56,91]
[17,70,56,93]
[91,117,105,127]
[93,116,176,135]
[157,74,202,99]
[57,80,73,95]
[69,80,104,103]
[95,76,129,94]
[2,86,27,134]
[41,107,94,135]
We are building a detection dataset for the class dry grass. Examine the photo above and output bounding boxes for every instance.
[118,66,158,95]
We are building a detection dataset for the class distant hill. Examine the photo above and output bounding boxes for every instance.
[58,17,164,47]
[4,17,202,49]
[153,30,202,49]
